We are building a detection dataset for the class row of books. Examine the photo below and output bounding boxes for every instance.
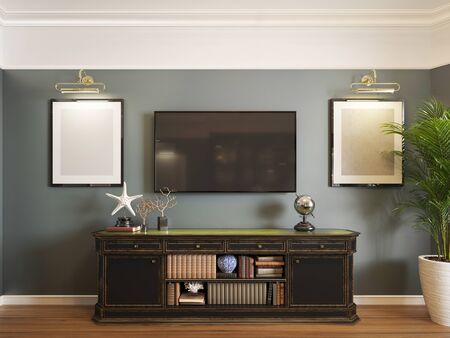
[238,256,255,279]
[268,282,285,306]
[255,256,285,278]
[208,282,268,305]
[166,255,217,279]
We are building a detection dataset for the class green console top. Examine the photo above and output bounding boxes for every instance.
[93,228,359,237]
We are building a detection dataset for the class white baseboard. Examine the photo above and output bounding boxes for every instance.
[0,295,425,306]
[355,295,425,305]
[0,295,97,306]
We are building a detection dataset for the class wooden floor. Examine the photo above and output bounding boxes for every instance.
[0,305,449,338]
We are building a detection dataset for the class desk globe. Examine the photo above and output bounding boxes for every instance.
[294,194,315,231]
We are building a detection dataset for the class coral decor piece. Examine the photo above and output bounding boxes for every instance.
[149,187,177,217]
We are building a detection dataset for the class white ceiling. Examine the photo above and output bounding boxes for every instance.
[0,0,448,69]
[0,0,449,11]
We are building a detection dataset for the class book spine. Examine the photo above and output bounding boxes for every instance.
[249,257,254,279]
[273,283,278,306]
[280,283,285,305]
[243,256,247,279]
[186,255,192,279]
[208,283,213,305]
[181,255,187,279]
[238,256,243,279]
[192,255,197,279]
[175,283,180,306]
[167,283,174,306]
[206,255,211,279]
[167,255,172,279]
[262,283,267,305]
[267,283,273,305]
[220,283,224,305]
[237,282,242,305]
[212,255,217,279]
[177,255,182,279]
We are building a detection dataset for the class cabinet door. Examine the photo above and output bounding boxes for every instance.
[290,255,346,306]
[105,255,162,306]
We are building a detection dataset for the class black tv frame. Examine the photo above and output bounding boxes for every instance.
[153,111,297,193]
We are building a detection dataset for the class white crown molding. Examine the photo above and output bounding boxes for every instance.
[0,5,448,27]
[0,295,425,306]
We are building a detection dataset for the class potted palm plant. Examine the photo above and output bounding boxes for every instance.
[383,98,450,326]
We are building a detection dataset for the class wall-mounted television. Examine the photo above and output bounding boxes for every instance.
[154,111,296,192]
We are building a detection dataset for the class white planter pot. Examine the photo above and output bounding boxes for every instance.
[419,255,450,326]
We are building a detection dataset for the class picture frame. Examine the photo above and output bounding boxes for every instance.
[329,99,404,187]
[51,99,124,186]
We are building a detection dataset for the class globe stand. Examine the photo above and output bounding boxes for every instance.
[294,215,315,232]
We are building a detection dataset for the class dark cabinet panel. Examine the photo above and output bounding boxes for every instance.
[291,255,345,306]
[105,255,162,306]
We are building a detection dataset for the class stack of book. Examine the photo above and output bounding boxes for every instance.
[166,255,217,279]
[208,282,267,305]
[166,282,181,306]
[267,282,285,306]
[106,225,141,232]
[238,256,254,279]
[255,256,284,278]
[179,292,205,305]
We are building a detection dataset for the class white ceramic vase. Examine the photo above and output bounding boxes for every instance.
[418,255,450,326]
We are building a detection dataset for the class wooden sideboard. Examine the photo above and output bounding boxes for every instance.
[93,228,359,322]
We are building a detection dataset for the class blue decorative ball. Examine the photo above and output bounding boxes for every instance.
[217,255,237,273]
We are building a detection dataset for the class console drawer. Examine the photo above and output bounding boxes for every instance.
[166,240,225,252]
[289,240,347,252]
[104,240,162,252]
[227,240,285,252]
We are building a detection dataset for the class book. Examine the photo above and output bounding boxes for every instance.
[256,268,283,274]
[106,226,141,232]
[255,261,285,267]
[206,255,212,279]
[212,255,217,279]
[192,254,197,279]
[249,257,255,279]
[181,255,187,279]
[273,283,278,306]
[179,292,205,305]
[186,255,192,279]
[201,255,207,279]
[267,283,273,305]
[167,283,175,306]
[175,283,181,306]
[167,255,172,279]
[256,274,283,278]
[256,256,284,262]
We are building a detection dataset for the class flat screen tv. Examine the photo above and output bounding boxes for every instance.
[154,111,296,192]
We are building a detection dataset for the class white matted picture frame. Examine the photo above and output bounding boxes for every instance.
[329,99,404,187]
[51,99,124,186]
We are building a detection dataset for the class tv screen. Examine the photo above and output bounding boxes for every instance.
[154,112,296,192]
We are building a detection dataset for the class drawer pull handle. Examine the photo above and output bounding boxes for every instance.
[134,244,139,249]
[319,244,325,249]
[151,259,157,264]
[195,244,201,249]
[295,259,300,264]
[257,244,263,249]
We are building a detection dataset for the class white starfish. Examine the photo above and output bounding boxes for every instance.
[105,182,143,216]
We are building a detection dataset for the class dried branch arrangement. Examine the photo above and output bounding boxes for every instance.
[149,187,177,217]
[136,198,156,226]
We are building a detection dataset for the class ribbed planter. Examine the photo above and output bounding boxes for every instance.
[418,255,450,326]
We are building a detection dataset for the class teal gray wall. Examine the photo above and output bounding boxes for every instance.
[0,69,3,295]
[431,64,450,105]
[3,70,431,295]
